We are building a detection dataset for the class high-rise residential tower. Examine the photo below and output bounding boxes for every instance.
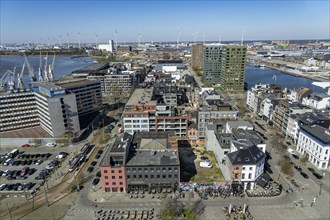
[203,44,247,92]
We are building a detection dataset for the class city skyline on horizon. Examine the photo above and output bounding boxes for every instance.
[1,0,329,44]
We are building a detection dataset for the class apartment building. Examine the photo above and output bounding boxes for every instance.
[57,79,102,116]
[191,43,204,70]
[203,44,247,92]
[273,100,313,135]
[100,133,132,192]
[297,125,330,169]
[198,99,239,138]
[123,88,188,137]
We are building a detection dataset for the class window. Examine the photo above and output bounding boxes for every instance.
[248,173,252,179]
[112,182,116,186]
[144,168,148,172]
[242,174,245,179]
[127,175,130,179]
[139,175,142,179]
[162,175,166,178]
[174,174,178,178]
[236,167,239,170]
[112,187,118,192]
[150,175,154,179]
[105,176,109,179]
[156,168,160,172]
[168,167,172,171]
[104,170,108,174]
[119,170,122,173]
[168,175,172,178]
[132,168,136,172]
[126,168,130,172]
[157,175,160,179]
[242,167,246,170]
[119,176,123,179]
[150,168,154,172]
[120,182,123,185]
[105,187,110,192]
[112,176,115,179]
[111,170,115,174]
[162,168,166,172]
[249,167,253,170]
[138,168,142,172]
[174,167,178,171]
[145,175,148,178]
[133,175,137,179]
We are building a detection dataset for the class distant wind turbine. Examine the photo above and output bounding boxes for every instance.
[241,27,246,45]
[77,32,81,50]
[176,30,181,49]
[218,32,223,44]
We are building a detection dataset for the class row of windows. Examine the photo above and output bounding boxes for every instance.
[104,175,123,180]
[127,174,178,179]
[126,167,178,172]
[103,169,123,174]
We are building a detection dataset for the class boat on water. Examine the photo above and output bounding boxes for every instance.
[260,64,266,68]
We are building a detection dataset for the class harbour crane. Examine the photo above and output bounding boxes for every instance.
[44,53,49,81]
[24,54,36,82]
[48,54,56,81]
[17,61,26,90]
[0,67,16,91]
[38,52,43,81]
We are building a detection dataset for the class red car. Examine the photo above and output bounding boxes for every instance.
[21,144,30,148]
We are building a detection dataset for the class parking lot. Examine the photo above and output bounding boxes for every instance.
[0,146,72,195]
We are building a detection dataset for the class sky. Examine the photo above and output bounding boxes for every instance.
[1,0,329,44]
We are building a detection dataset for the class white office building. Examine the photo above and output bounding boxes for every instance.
[297,124,330,170]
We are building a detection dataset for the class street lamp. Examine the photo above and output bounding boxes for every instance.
[319,172,325,196]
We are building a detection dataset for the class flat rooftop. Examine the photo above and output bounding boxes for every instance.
[56,79,96,88]
[0,126,52,138]
[126,150,179,166]
[30,81,63,91]
[126,88,156,106]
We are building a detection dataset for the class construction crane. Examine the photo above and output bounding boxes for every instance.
[0,67,16,91]
[24,54,36,82]
[38,52,43,81]
[17,61,26,90]
[48,54,55,81]
[44,53,49,81]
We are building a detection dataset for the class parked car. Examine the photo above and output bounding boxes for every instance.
[35,160,44,165]
[294,165,302,172]
[92,178,100,186]
[2,170,10,176]
[27,168,36,175]
[0,184,7,191]
[56,152,68,159]
[46,143,57,147]
[313,172,323,179]
[91,161,97,166]
[199,161,212,168]
[300,172,309,179]
[21,144,30,148]
[87,166,94,173]
[24,182,35,190]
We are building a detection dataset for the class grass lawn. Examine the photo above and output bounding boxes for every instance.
[190,151,225,183]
